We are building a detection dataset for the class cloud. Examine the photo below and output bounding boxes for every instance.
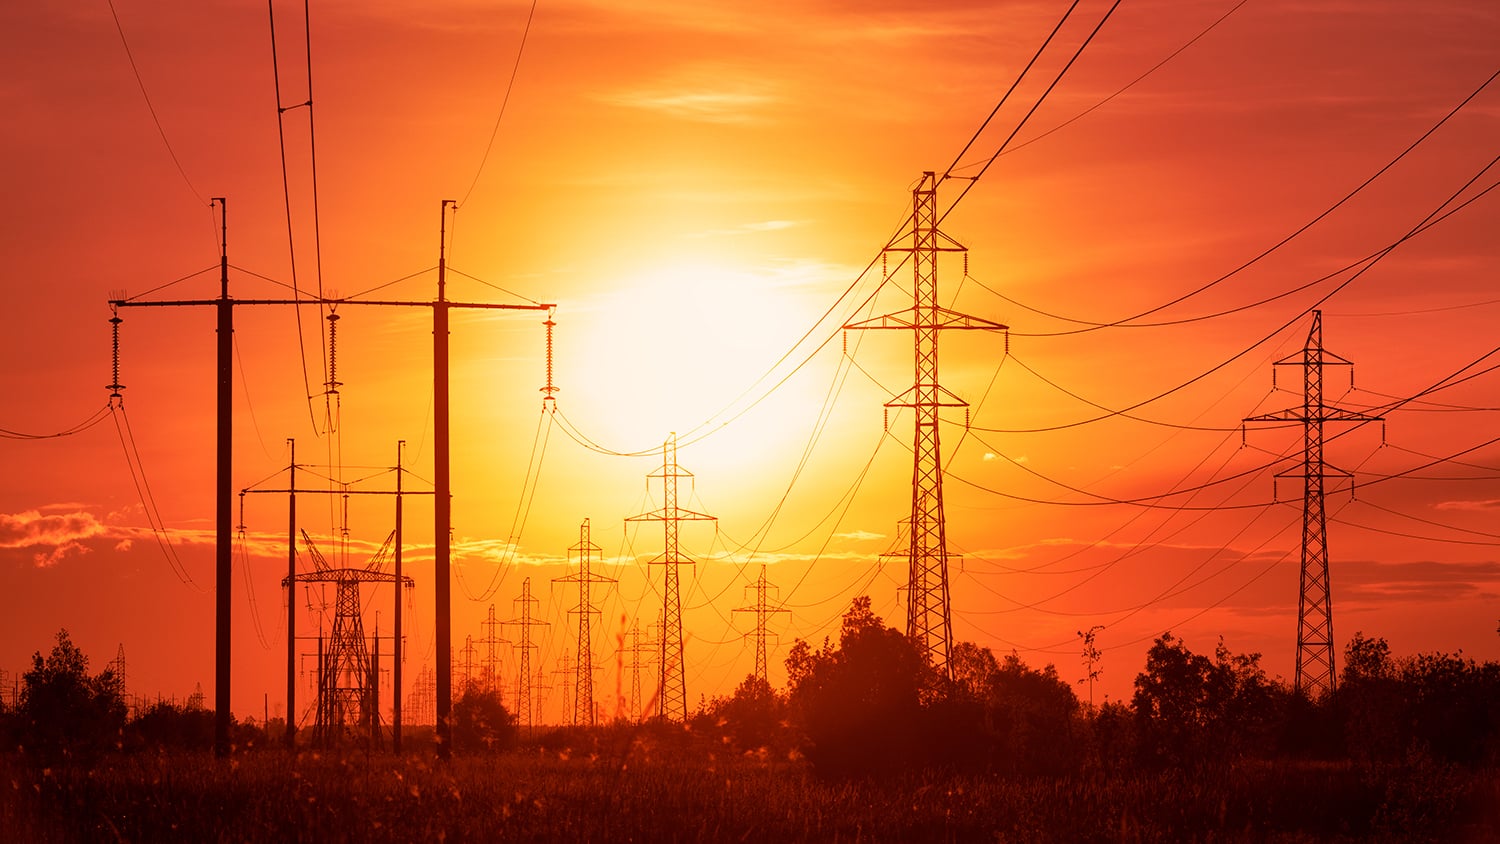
[1341,559,1500,604]
[1434,499,1500,512]
[34,540,90,568]
[833,530,885,542]
[601,87,778,124]
[0,509,106,549]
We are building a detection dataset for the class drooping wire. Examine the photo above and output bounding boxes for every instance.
[105,0,208,209]
[109,403,204,591]
[267,0,324,434]
[458,0,540,208]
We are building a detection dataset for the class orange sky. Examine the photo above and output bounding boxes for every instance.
[2,0,1498,721]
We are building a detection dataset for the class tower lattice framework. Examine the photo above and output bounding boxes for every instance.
[1244,310,1382,698]
[503,577,547,731]
[844,171,1006,679]
[626,435,715,722]
[733,565,790,683]
[285,529,412,747]
[554,519,615,726]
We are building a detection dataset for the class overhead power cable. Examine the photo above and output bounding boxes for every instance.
[995,66,1500,335]
[458,0,540,207]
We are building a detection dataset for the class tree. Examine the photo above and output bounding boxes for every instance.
[707,674,790,755]
[451,683,517,752]
[786,597,928,776]
[1131,632,1283,767]
[15,629,127,763]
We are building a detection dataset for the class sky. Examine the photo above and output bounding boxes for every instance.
[2,0,1498,724]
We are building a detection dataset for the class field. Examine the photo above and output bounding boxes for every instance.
[3,736,1495,843]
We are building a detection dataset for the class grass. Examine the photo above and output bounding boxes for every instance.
[2,741,1494,842]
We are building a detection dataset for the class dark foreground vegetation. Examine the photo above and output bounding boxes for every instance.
[2,607,1497,842]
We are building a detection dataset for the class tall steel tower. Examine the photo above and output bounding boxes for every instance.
[844,172,1006,680]
[286,529,413,747]
[476,604,510,694]
[503,577,547,731]
[1244,310,1382,698]
[554,519,615,726]
[626,435,715,722]
[733,565,790,684]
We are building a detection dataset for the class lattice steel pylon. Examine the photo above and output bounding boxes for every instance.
[285,529,413,747]
[733,565,790,683]
[503,577,548,733]
[476,604,510,694]
[626,435,715,722]
[1244,310,1382,699]
[554,519,615,726]
[843,171,1006,681]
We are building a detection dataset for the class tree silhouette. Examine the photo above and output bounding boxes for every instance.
[786,597,927,776]
[451,683,517,752]
[14,629,126,763]
[707,674,790,755]
[1131,632,1282,767]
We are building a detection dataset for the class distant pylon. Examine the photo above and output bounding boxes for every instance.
[626,435,715,722]
[476,604,510,694]
[843,171,1007,681]
[458,635,478,692]
[733,565,790,683]
[619,620,653,723]
[1244,310,1383,699]
[551,652,576,725]
[503,577,548,732]
[554,519,616,726]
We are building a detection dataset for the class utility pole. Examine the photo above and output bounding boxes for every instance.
[1244,310,1382,698]
[109,199,553,757]
[503,577,548,734]
[242,448,429,750]
[733,565,789,684]
[626,435,715,722]
[843,172,1006,682]
[553,519,615,726]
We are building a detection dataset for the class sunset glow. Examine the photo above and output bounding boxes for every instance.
[3,0,1497,741]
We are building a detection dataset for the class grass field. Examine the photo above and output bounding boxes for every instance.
[3,737,1495,842]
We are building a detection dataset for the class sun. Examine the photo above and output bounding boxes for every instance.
[557,257,839,478]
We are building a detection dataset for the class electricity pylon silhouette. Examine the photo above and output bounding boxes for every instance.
[476,604,510,694]
[286,529,413,747]
[618,620,653,723]
[733,565,790,683]
[626,435,715,722]
[503,577,548,733]
[843,171,1006,681]
[1244,310,1382,699]
[554,519,615,726]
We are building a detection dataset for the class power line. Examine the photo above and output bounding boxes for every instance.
[458,0,540,207]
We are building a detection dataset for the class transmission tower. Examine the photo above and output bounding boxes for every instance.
[284,529,413,747]
[1244,310,1382,699]
[503,577,548,733]
[733,565,790,684]
[618,620,655,723]
[553,519,616,726]
[551,653,576,725]
[476,604,511,694]
[458,635,478,693]
[843,171,1007,681]
[626,435,716,722]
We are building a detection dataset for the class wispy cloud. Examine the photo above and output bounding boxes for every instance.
[0,509,106,550]
[601,87,777,124]
[1435,499,1500,512]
